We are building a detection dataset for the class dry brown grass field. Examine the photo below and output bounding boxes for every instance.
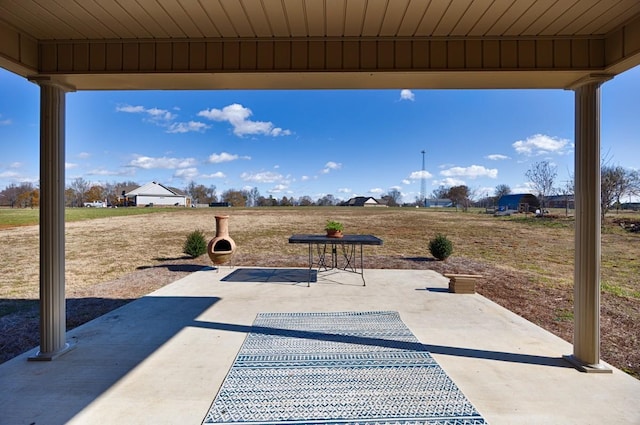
[1,206,638,378]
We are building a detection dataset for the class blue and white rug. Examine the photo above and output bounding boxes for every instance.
[203,311,487,425]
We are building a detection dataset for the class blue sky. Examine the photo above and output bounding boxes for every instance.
[1,65,638,203]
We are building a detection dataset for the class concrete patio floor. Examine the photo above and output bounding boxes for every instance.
[1,267,638,425]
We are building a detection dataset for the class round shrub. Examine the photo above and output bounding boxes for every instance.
[429,234,453,260]
[183,229,207,258]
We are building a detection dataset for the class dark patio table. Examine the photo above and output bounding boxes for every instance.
[288,234,383,286]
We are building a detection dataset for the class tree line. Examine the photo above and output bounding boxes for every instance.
[0,179,403,208]
[1,164,638,217]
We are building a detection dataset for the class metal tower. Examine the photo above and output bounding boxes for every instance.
[420,150,426,206]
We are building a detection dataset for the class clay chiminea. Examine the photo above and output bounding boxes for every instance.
[207,215,236,265]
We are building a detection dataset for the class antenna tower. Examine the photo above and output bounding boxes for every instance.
[420,150,426,206]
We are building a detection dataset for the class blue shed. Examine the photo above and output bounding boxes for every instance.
[497,194,540,212]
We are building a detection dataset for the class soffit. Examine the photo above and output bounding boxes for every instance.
[1,0,640,90]
[2,0,639,40]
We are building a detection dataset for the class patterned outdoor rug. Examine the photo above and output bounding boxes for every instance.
[202,311,487,425]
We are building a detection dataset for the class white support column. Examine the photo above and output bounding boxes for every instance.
[564,75,612,373]
[29,79,75,361]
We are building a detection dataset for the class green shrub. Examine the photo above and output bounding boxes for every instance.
[183,229,207,258]
[429,234,453,260]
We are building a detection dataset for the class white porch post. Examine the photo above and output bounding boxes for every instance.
[564,75,612,373]
[29,79,75,361]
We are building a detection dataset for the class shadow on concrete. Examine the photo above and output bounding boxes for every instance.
[221,268,316,283]
[194,319,573,370]
[1,296,220,425]
[1,298,137,365]
[136,263,209,273]
[422,287,450,293]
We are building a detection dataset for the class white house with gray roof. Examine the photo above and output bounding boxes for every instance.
[125,182,190,207]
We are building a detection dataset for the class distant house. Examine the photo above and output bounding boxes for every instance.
[424,198,453,208]
[497,194,539,212]
[125,182,190,207]
[345,196,386,207]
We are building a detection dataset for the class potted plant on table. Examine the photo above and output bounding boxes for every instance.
[325,220,344,238]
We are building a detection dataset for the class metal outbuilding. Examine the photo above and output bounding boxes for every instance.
[497,194,540,212]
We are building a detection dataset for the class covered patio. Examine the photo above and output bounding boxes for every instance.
[1,0,640,420]
[1,268,639,424]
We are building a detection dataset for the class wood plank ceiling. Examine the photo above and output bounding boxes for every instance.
[2,0,638,39]
[1,0,640,90]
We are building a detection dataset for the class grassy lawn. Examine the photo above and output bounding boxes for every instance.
[1,206,638,376]
[0,206,637,298]
[0,206,180,229]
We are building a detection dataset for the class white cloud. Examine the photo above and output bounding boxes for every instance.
[369,188,384,194]
[240,171,284,183]
[477,186,496,197]
[200,171,226,179]
[173,168,199,180]
[486,154,510,160]
[322,161,342,174]
[0,171,20,178]
[166,121,210,134]
[9,162,22,169]
[400,89,415,101]
[77,152,91,159]
[512,182,535,193]
[268,184,288,193]
[208,152,250,163]
[433,177,466,187]
[117,104,209,134]
[301,175,310,181]
[408,170,433,180]
[198,103,291,137]
[87,168,132,176]
[146,107,175,121]
[116,105,206,134]
[513,134,571,156]
[337,187,351,193]
[402,179,411,185]
[65,162,78,169]
[128,155,197,169]
[440,165,498,179]
[0,114,12,125]
[116,105,145,113]
[116,104,176,122]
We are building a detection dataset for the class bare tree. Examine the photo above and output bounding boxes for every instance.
[69,177,91,207]
[247,187,260,207]
[525,161,557,216]
[448,185,471,211]
[559,175,574,217]
[317,194,337,206]
[298,196,314,206]
[431,186,449,199]
[280,196,293,206]
[257,195,277,206]
[0,182,36,208]
[601,166,639,218]
[494,184,511,200]
[221,189,247,207]
[383,188,402,206]
[185,181,217,204]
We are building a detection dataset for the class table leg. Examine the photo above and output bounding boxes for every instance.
[360,243,365,286]
[307,243,312,287]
